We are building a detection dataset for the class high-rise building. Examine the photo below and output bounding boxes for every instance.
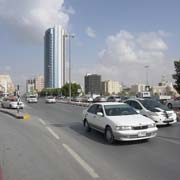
[102,80,122,95]
[35,75,44,92]
[84,74,101,95]
[0,74,15,94]
[44,25,66,88]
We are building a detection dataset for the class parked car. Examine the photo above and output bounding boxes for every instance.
[45,96,56,103]
[107,96,122,102]
[1,96,24,109]
[26,95,38,103]
[125,98,177,125]
[166,97,180,109]
[82,102,157,144]
[93,96,107,103]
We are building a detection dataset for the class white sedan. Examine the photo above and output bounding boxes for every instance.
[45,96,56,103]
[1,97,24,109]
[82,102,158,144]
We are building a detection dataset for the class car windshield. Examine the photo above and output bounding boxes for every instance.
[139,99,170,111]
[48,96,54,99]
[104,104,137,116]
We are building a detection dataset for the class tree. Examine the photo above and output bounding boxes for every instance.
[61,83,81,97]
[172,60,180,94]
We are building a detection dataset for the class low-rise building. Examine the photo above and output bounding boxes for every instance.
[0,74,15,94]
[130,84,146,94]
[102,80,122,95]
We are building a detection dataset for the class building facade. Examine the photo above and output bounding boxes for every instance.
[35,75,44,92]
[0,74,15,94]
[102,80,122,95]
[26,79,36,94]
[84,74,101,95]
[130,84,146,94]
[44,25,66,88]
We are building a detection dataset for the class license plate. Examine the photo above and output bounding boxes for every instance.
[138,131,146,137]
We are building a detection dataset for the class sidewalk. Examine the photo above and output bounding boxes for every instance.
[0,108,31,119]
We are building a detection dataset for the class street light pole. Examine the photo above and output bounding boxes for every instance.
[144,65,149,86]
[65,33,74,102]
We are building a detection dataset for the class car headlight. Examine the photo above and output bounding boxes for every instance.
[116,126,132,130]
[148,123,156,128]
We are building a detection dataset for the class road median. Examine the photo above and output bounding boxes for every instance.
[0,108,31,119]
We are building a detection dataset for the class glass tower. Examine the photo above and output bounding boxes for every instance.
[44,25,66,88]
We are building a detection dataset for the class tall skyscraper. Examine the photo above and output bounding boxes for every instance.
[44,25,66,88]
[84,74,101,95]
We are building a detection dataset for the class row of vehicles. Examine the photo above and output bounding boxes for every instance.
[82,97,177,144]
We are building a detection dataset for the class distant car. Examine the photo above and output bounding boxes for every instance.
[93,96,107,103]
[107,96,122,102]
[45,96,56,103]
[166,97,180,109]
[1,96,24,109]
[125,98,177,125]
[27,95,38,103]
[82,102,157,144]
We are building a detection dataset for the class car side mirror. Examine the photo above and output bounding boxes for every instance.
[134,109,140,113]
[97,112,103,117]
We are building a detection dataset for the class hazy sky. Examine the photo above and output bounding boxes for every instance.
[0,0,180,89]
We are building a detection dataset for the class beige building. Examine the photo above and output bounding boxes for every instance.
[35,75,44,92]
[130,84,146,94]
[0,74,15,93]
[152,83,179,96]
[102,80,122,95]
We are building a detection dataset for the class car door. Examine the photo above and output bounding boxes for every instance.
[86,104,98,127]
[94,105,106,132]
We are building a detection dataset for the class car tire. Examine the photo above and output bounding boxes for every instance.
[105,127,115,144]
[84,120,91,132]
[168,103,173,109]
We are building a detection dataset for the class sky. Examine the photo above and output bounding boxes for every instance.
[0,0,180,90]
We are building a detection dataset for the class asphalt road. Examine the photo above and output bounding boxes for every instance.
[0,98,180,180]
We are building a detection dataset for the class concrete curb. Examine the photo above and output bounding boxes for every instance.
[0,109,31,120]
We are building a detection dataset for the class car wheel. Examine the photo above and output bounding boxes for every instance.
[168,103,173,109]
[9,104,12,109]
[1,104,4,108]
[84,120,91,132]
[105,127,114,144]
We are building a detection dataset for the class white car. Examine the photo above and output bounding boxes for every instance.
[1,97,24,109]
[125,98,177,125]
[82,102,157,144]
[45,96,56,103]
[27,95,38,103]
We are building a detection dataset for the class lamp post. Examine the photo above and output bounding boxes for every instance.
[144,65,149,86]
[65,33,74,102]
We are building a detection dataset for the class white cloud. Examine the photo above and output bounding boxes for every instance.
[85,26,96,38]
[0,0,71,42]
[75,30,173,86]
[137,32,168,50]
[63,6,76,15]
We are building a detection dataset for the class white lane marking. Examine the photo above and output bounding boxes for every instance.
[38,118,46,126]
[157,137,180,145]
[46,127,60,140]
[62,143,99,179]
